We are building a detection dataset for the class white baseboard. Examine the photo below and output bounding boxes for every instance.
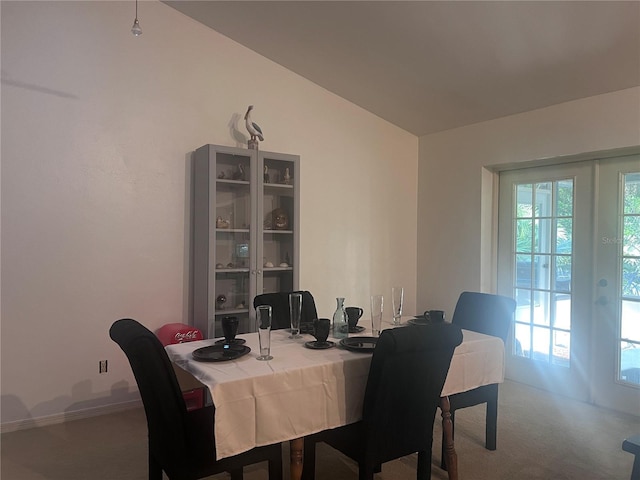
[0,399,143,434]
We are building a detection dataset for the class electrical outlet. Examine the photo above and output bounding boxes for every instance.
[99,360,108,374]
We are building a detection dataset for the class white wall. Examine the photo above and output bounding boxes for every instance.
[0,1,418,428]
[417,87,640,316]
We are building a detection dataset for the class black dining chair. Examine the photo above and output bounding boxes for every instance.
[440,291,516,469]
[302,322,463,480]
[109,318,283,480]
[253,290,318,331]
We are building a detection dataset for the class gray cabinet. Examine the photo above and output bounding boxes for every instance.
[192,144,300,338]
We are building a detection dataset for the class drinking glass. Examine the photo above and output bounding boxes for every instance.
[289,292,303,339]
[256,305,273,360]
[391,287,404,326]
[370,294,384,337]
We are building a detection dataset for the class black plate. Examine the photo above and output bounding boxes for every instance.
[304,340,336,350]
[214,338,247,345]
[339,336,378,352]
[192,344,251,362]
[339,325,366,334]
[408,317,430,326]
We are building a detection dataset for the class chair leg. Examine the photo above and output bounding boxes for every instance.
[358,463,375,480]
[229,468,243,480]
[485,384,499,451]
[268,449,283,480]
[302,439,316,480]
[441,410,455,470]
[148,452,162,480]
[631,456,639,480]
[417,450,432,480]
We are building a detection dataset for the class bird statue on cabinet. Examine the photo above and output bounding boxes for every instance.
[244,105,264,150]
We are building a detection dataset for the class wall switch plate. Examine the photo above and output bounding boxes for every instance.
[99,360,108,374]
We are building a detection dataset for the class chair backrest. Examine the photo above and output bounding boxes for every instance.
[109,318,191,463]
[253,290,318,330]
[361,323,463,464]
[451,291,516,342]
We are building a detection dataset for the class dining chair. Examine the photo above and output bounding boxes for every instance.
[622,434,640,480]
[440,291,516,469]
[109,318,283,480]
[302,322,463,480]
[253,290,318,331]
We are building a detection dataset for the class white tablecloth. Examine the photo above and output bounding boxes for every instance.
[165,321,504,460]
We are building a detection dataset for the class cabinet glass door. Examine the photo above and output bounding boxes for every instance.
[213,152,252,335]
[259,153,299,296]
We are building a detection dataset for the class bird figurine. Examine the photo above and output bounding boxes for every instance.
[244,105,264,149]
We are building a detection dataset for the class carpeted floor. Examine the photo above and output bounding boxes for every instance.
[1,380,638,479]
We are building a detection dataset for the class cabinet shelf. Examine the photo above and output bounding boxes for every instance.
[217,228,250,234]
[215,308,250,316]
[217,179,250,186]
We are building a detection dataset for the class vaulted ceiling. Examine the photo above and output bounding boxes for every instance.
[164,1,640,136]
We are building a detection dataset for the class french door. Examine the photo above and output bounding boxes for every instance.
[497,154,640,415]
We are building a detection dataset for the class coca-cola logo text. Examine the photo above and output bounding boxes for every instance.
[174,330,200,343]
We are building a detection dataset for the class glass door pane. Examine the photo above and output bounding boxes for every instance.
[592,156,640,414]
[258,153,299,295]
[620,172,640,386]
[513,180,573,367]
[498,161,593,402]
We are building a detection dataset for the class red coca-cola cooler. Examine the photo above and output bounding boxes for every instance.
[156,323,205,411]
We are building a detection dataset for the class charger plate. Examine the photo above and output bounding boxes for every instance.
[339,336,378,353]
[304,340,335,350]
[192,344,251,362]
[408,317,430,326]
[339,325,366,334]
[214,338,247,345]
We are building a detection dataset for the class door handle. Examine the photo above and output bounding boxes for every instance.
[595,295,608,306]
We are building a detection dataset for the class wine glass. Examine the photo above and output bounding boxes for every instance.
[370,294,384,337]
[289,292,303,339]
[392,287,404,326]
[256,305,273,361]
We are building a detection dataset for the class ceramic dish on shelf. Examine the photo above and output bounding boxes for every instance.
[339,336,378,353]
[192,344,251,362]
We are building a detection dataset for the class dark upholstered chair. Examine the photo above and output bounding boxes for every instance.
[623,434,640,480]
[302,323,463,480]
[253,290,318,331]
[110,318,283,480]
[441,291,516,469]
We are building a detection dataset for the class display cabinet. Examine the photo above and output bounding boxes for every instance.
[192,144,299,338]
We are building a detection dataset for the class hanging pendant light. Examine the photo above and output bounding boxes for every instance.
[131,0,142,36]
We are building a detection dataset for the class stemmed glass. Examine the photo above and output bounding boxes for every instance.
[392,287,404,326]
[256,305,273,361]
[370,294,384,337]
[289,292,303,339]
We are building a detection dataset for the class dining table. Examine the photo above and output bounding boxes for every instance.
[165,318,505,480]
